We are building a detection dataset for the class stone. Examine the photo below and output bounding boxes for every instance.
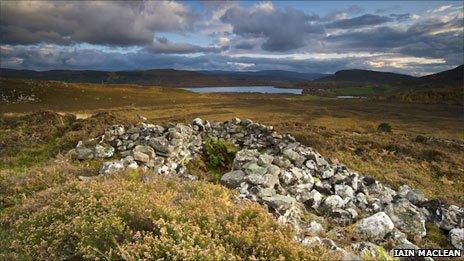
[304,189,323,209]
[322,195,346,212]
[288,183,313,202]
[351,242,378,257]
[75,147,94,160]
[305,221,324,235]
[258,154,274,166]
[449,228,464,250]
[149,137,174,156]
[104,124,125,140]
[385,198,427,238]
[133,151,150,163]
[438,205,464,231]
[335,184,355,199]
[302,236,322,247]
[99,161,125,175]
[398,185,427,205]
[192,118,205,131]
[243,162,268,176]
[354,212,395,241]
[272,156,292,169]
[220,170,246,188]
[132,145,156,163]
[94,144,115,158]
[262,194,296,211]
[233,149,259,169]
[282,148,300,162]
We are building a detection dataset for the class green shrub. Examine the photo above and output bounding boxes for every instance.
[0,176,331,260]
[377,122,392,132]
[202,138,238,182]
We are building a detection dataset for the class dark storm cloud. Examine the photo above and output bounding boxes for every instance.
[0,45,358,73]
[0,1,196,46]
[234,42,256,50]
[221,6,324,52]
[326,14,393,29]
[1,44,459,75]
[327,16,463,61]
[146,37,225,54]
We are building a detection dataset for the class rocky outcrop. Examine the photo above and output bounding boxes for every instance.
[70,117,464,257]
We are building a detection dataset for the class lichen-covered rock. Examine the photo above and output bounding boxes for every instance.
[99,161,125,175]
[220,170,246,188]
[132,145,156,163]
[449,228,464,250]
[355,212,395,241]
[262,194,296,211]
[385,198,427,238]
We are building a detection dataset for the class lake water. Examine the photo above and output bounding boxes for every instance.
[182,86,302,94]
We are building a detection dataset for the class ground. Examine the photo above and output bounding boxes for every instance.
[0,78,463,258]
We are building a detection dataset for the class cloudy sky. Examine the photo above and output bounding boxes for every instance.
[1,1,463,75]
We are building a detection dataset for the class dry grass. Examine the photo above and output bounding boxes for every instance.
[0,172,333,260]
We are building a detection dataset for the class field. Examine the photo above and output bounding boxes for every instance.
[1,78,463,258]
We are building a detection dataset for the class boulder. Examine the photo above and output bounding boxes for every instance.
[439,205,464,231]
[335,184,355,200]
[75,147,94,160]
[304,189,323,210]
[354,212,395,241]
[221,170,246,188]
[262,194,296,211]
[99,161,125,175]
[385,198,427,238]
[149,137,174,156]
[192,118,205,131]
[449,228,464,250]
[398,185,427,205]
[132,145,156,163]
[305,221,324,235]
[321,195,346,213]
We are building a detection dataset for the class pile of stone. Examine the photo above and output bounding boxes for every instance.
[69,118,464,256]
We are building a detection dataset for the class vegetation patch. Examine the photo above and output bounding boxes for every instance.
[0,175,331,260]
[377,122,392,132]
[202,138,238,182]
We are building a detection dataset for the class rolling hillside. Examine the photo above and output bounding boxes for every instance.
[0,68,311,87]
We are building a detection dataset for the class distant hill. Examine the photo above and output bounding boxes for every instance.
[315,69,415,85]
[0,68,325,87]
[301,65,463,90]
[414,65,464,88]
[200,70,327,82]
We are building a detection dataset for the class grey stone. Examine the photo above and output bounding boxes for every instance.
[322,195,346,212]
[221,170,246,188]
[385,198,427,238]
[335,184,355,199]
[305,189,323,209]
[100,161,125,175]
[449,228,464,250]
[262,194,296,211]
[305,221,324,235]
[354,212,395,241]
[75,147,94,160]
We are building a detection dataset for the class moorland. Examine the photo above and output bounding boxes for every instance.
[0,74,463,259]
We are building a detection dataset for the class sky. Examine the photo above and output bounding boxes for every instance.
[0,1,463,76]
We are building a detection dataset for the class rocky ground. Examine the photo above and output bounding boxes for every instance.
[69,118,464,258]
